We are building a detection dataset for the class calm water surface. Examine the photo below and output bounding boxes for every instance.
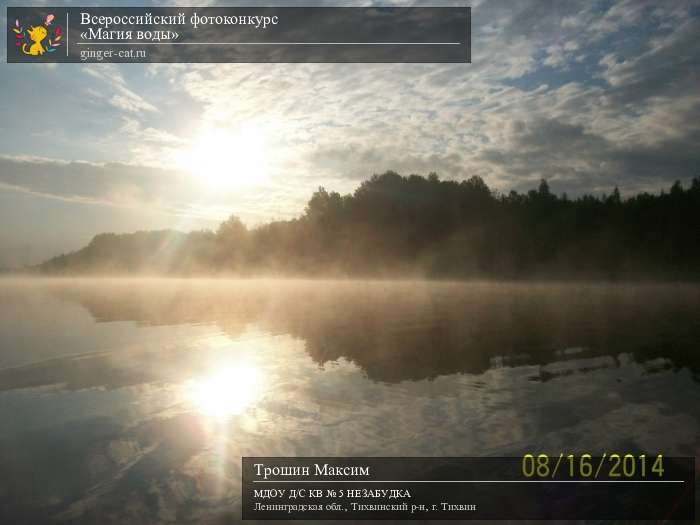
[0,279,699,523]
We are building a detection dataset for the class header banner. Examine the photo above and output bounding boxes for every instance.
[7,6,471,63]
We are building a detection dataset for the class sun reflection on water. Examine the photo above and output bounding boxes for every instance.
[186,364,263,418]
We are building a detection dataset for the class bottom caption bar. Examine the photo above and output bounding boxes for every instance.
[242,456,695,520]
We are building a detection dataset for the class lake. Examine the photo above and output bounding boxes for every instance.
[0,278,699,523]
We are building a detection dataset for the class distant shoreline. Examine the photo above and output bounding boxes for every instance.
[2,275,699,286]
[22,172,700,281]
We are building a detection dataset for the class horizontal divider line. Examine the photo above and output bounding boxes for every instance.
[74,42,463,45]
[252,479,685,483]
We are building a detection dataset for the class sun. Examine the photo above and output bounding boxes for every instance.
[180,124,268,190]
[186,364,263,418]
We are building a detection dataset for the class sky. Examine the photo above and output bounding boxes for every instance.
[1,0,699,267]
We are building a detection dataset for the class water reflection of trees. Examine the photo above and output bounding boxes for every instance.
[1,281,697,392]
[1,281,699,524]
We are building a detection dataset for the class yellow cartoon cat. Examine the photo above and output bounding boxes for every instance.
[22,25,48,56]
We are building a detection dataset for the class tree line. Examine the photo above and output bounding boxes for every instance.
[38,172,700,279]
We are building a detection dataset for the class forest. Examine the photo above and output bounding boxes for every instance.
[37,172,700,279]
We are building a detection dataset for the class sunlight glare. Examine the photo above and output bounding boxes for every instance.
[180,125,268,190]
[187,364,263,418]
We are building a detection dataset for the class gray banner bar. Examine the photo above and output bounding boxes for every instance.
[242,456,695,520]
[7,7,471,63]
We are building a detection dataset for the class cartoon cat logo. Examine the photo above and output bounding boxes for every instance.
[11,14,63,56]
[24,25,49,55]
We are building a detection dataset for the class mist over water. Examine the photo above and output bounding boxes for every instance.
[0,278,699,523]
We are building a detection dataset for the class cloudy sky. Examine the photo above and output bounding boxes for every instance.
[1,0,699,267]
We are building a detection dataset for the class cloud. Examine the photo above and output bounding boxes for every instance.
[83,65,159,113]
[146,1,698,198]
[597,15,700,105]
[1,0,699,265]
[0,155,191,209]
[309,145,464,180]
[477,116,700,193]
[0,154,313,226]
